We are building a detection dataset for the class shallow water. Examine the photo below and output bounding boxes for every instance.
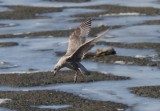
[0,6,12,12]
[0,0,159,8]
[32,105,71,110]
[0,99,12,111]
[104,25,160,43]
[0,108,13,111]
[0,37,159,72]
[0,38,59,72]
[0,0,160,111]
[0,8,103,35]
[0,63,160,110]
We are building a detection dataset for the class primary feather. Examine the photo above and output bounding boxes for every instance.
[53,18,110,82]
[65,18,92,56]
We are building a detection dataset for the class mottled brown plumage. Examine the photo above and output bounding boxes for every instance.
[53,18,110,82]
[65,18,91,56]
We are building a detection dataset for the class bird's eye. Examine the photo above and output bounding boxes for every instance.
[54,68,57,71]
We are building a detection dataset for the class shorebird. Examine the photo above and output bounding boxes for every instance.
[53,18,110,82]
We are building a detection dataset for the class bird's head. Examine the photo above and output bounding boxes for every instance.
[53,64,61,74]
[53,56,66,74]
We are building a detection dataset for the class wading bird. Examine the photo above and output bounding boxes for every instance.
[53,18,110,82]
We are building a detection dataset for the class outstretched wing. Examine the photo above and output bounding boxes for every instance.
[65,18,92,56]
[67,29,110,61]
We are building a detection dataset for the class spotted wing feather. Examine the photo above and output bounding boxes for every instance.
[67,29,110,61]
[65,18,92,56]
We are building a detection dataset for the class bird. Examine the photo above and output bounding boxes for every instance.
[53,18,110,82]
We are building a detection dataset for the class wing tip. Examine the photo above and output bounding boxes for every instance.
[97,27,111,38]
[81,18,92,26]
[87,18,92,22]
[84,18,92,22]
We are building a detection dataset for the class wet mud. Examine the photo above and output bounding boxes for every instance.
[0,71,129,110]
[46,0,91,2]
[143,20,160,25]
[98,42,160,50]
[0,4,159,38]
[0,25,112,38]
[86,55,160,67]
[0,6,62,20]
[0,42,18,47]
[0,3,160,111]
[0,90,127,111]
[55,50,160,67]
[72,5,160,18]
[0,71,129,87]
[2,4,159,20]
[130,86,160,99]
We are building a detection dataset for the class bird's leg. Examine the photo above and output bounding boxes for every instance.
[77,66,88,82]
[80,72,85,79]
[53,73,56,78]
[53,70,57,78]
[74,71,78,83]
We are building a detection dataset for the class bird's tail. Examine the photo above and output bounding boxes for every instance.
[77,62,90,75]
